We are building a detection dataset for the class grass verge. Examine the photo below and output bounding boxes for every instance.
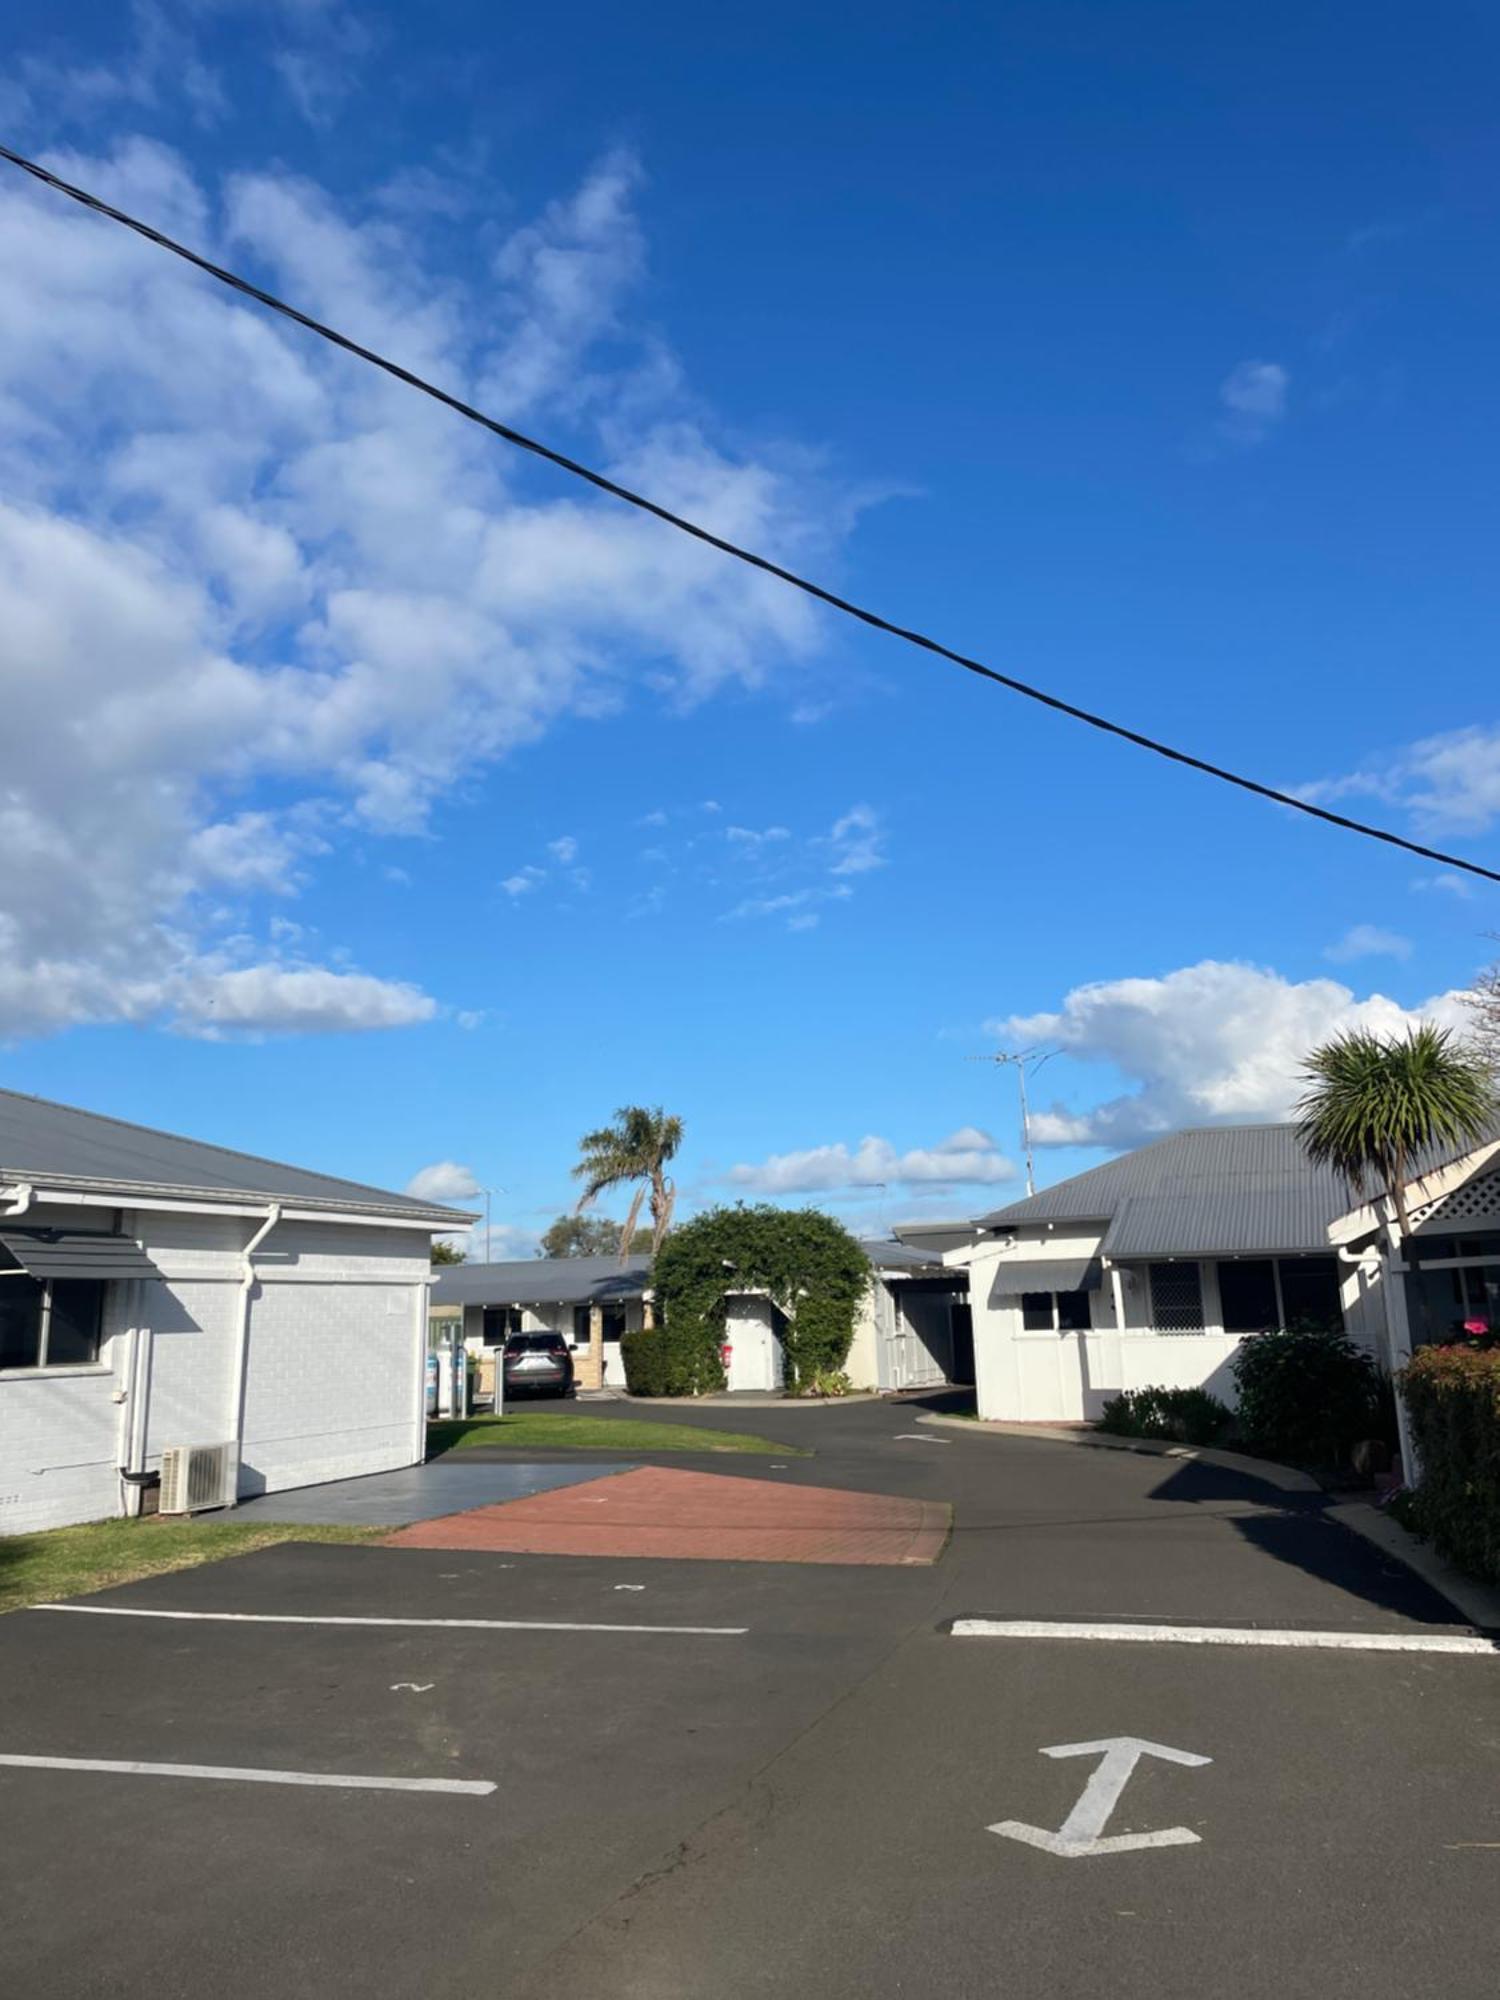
[427,1411,801,1457]
[0,1517,383,1615]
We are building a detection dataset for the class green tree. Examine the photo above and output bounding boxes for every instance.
[640,1204,871,1394]
[571,1105,684,1260]
[1296,1023,1495,1238]
[431,1240,467,1266]
[538,1214,654,1259]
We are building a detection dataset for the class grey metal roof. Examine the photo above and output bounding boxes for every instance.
[431,1256,652,1308]
[0,1088,471,1225]
[986,1254,1103,1295]
[975,1120,1500,1259]
[859,1239,945,1271]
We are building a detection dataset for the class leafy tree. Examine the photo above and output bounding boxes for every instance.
[1296,1023,1495,1237]
[639,1203,871,1394]
[572,1105,683,1259]
[431,1240,467,1266]
[1466,940,1500,1077]
[538,1214,654,1259]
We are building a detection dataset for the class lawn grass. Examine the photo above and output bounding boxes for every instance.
[0,1516,383,1616]
[427,1410,802,1458]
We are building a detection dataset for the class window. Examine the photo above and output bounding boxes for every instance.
[1148,1262,1204,1332]
[572,1305,591,1349]
[0,1276,104,1370]
[482,1306,522,1346]
[1218,1259,1279,1334]
[601,1307,627,1342]
[1277,1257,1341,1331]
[1021,1291,1092,1332]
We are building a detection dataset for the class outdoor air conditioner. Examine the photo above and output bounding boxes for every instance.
[158,1442,237,1515]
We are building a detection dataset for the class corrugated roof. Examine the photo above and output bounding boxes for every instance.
[975,1120,1500,1258]
[986,1254,1103,1295]
[860,1239,945,1270]
[431,1256,652,1307]
[0,1087,470,1224]
[0,1230,162,1281]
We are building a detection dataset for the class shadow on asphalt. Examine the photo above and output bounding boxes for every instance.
[1149,1458,1463,1627]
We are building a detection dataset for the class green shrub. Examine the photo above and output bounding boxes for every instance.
[620,1322,725,1398]
[1230,1322,1387,1467]
[794,1368,854,1399]
[650,1204,870,1395]
[1097,1385,1233,1446]
[1401,1345,1500,1584]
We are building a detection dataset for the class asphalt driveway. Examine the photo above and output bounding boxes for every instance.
[2,1398,1495,1999]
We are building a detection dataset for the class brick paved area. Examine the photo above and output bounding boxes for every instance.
[382,1465,951,1565]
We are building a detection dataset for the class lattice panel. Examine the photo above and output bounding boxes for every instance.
[1409,1169,1500,1229]
[1148,1262,1205,1332]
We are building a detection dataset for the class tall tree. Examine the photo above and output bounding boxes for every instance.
[1296,1024,1495,1237]
[1465,941,1500,1077]
[431,1240,467,1266]
[572,1105,683,1260]
[538,1214,653,1259]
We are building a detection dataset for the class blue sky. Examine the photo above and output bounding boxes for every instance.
[1,0,1497,1248]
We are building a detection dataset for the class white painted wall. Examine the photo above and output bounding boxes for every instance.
[0,1201,433,1530]
[966,1232,1389,1423]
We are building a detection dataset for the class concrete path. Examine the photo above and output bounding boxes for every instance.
[2,1395,1494,2000]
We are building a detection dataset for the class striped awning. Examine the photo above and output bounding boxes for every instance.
[987,1255,1103,1297]
[0,1231,161,1281]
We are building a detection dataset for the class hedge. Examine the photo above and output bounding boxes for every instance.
[1402,1345,1500,1584]
[1097,1386,1233,1447]
[1230,1322,1389,1467]
[625,1204,870,1397]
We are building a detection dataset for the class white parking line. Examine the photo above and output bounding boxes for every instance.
[35,1604,747,1636]
[951,1618,1498,1654]
[892,1433,952,1444]
[0,1754,494,1794]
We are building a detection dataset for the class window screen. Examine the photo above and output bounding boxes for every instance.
[1148,1262,1204,1332]
[1218,1260,1278,1333]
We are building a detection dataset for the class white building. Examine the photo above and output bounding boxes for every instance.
[0,1089,471,1532]
[846,1241,971,1392]
[946,1122,1500,1426]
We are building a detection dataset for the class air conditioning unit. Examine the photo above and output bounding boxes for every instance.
[159,1442,237,1515]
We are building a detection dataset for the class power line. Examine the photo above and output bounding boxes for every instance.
[3,139,1497,890]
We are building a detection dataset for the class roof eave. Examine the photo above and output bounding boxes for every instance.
[1,1169,474,1230]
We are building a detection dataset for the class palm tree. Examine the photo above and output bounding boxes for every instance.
[1296,1024,1495,1238]
[572,1106,683,1261]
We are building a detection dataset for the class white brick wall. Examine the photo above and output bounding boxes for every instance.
[0,1202,432,1530]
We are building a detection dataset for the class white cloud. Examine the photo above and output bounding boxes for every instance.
[728,1127,1017,1194]
[546,835,579,863]
[0,138,842,1039]
[724,886,852,923]
[637,809,668,828]
[726,824,791,848]
[1301,725,1500,836]
[1412,871,1475,900]
[826,804,885,876]
[405,1160,482,1204]
[990,959,1474,1150]
[1323,924,1413,963]
[501,868,546,897]
[1218,359,1288,442]
[787,912,820,933]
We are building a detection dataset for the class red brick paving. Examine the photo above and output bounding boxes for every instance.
[383,1466,950,1566]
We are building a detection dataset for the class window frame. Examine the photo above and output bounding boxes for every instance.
[1019,1289,1093,1334]
[0,1273,106,1373]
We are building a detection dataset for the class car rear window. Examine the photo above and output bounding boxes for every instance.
[506,1334,566,1353]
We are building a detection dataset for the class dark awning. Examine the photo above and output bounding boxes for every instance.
[0,1231,161,1281]
[987,1254,1103,1296]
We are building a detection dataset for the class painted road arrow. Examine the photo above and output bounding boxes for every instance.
[989,1736,1211,1858]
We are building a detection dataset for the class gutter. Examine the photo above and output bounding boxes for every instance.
[0,1181,34,1218]
[228,1204,282,1502]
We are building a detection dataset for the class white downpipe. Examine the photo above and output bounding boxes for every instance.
[229,1205,282,1504]
[0,1182,34,1218]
